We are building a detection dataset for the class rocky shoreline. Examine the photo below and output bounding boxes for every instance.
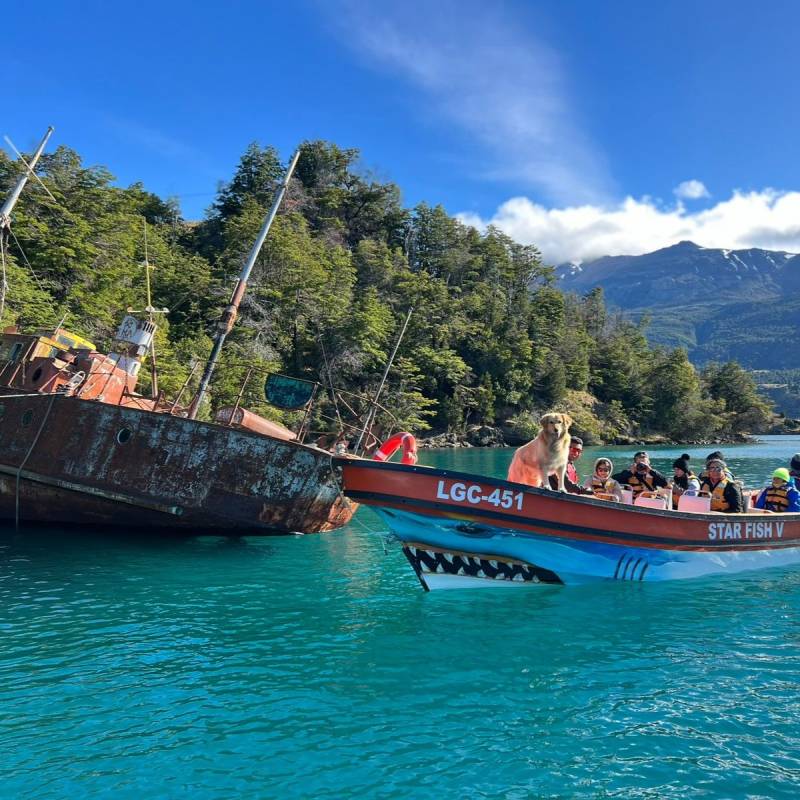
[416,425,764,450]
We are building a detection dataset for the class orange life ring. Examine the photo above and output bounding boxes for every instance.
[373,431,417,465]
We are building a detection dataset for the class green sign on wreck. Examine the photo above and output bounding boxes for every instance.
[264,373,317,410]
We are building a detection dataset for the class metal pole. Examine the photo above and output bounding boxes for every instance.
[230,366,253,425]
[143,220,160,397]
[188,147,301,419]
[0,127,54,230]
[170,361,200,414]
[353,306,413,454]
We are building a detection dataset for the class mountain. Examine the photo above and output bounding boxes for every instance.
[556,241,800,368]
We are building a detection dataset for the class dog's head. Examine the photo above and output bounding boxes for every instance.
[539,412,573,442]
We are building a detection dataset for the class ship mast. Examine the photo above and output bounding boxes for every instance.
[1,127,54,322]
[187,147,301,420]
[0,127,54,232]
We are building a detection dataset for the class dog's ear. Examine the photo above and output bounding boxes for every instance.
[539,412,551,426]
[562,413,573,429]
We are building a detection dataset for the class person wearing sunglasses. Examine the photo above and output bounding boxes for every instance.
[699,450,735,482]
[584,457,624,501]
[699,459,743,512]
[547,435,593,495]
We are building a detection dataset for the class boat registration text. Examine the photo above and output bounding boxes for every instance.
[436,480,524,510]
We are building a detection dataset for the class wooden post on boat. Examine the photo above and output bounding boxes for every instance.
[187,147,301,420]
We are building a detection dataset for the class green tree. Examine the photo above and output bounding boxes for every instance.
[703,361,772,435]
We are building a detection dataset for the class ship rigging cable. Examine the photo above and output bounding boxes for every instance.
[0,233,7,322]
[8,227,46,290]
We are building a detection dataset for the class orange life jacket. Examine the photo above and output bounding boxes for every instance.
[700,478,732,512]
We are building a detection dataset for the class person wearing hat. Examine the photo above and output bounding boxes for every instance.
[670,454,700,509]
[699,459,743,512]
[699,451,735,482]
[584,457,625,501]
[613,451,669,499]
[755,468,800,512]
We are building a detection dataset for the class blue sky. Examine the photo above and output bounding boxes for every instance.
[6,0,800,262]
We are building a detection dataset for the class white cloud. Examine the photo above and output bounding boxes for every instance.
[674,179,710,200]
[458,189,800,264]
[325,1,612,205]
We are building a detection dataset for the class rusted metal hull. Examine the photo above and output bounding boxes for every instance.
[0,392,356,534]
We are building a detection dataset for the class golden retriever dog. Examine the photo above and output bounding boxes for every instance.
[507,412,573,491]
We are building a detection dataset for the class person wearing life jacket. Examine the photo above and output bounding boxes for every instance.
[583,457,624,501]
[613,451,669,498]
[699,459,743,512]
[698,450,735,483]
[670,454,700,509]
[755,468,800,512]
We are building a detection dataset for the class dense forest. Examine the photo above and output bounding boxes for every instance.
[0,140,772,444]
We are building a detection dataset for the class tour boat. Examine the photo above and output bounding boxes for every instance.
[333,458,800,589]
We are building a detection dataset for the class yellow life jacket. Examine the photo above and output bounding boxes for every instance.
[763,484,790,512]
[591,476,612,496]
[626,472,656,497]
[702,478,732,512]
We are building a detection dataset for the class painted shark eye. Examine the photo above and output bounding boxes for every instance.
[117,428,132,444]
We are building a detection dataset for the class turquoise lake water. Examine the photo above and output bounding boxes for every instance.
[2,437,799,798]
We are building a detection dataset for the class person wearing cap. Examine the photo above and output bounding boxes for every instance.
[699,459,743,512]
[613,451,669,499]
[699,451,735,482]
[671,454,700,509]
[755,468,800,512]
[584,457,624,501]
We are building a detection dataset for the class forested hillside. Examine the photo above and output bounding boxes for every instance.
[0,141,771,443]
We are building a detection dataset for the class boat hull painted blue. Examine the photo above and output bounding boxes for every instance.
[379,508,800,589]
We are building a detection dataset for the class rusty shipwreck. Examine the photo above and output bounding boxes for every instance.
[0,128,357,533]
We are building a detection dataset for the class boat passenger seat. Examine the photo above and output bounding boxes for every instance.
[634,492,669,510]
[677,494,712,514]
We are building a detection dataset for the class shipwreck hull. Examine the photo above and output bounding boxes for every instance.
[0,392,355,533]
